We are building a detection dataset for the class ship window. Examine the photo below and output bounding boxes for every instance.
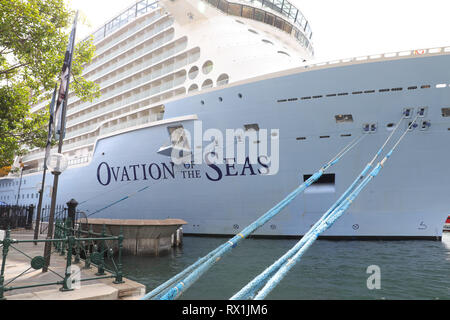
[202,61,213,75]
[386,123,395,131]
[244,124,260,132]
[217,74,229,86]
[379,88,390,92]
[442,108,450,117]
[188,66,199,80]
[218,0,228,13]
[421,85,431,89]
[264,13,275,26]
[338,93,348,96]
[262,39,274,45]
[248,29,258,34]
[235,19,244,24]
[296,137,306,141]
[228,3,242,16]
[188,84,199,93]
[274,17,284,30]
[202,79,213,89]
[335,114,354,123]
[408,86,418,90]
[364,90,375,94]
[254,9,265,22]
[242,6,254,19]
[283,23,292,34]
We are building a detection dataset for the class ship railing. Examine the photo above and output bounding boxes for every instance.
[201,0,314,55]
[82,0,160,45]
[84,13,171,76]
[0,217,125,299]
[306,46,450,70]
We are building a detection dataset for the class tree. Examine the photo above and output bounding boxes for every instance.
[0,0,100,168]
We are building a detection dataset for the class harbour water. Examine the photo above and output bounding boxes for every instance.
[122,232,450,300]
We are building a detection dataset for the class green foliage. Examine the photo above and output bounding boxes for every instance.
[0,0,100,168]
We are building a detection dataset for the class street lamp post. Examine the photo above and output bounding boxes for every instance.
[42,153,68,273]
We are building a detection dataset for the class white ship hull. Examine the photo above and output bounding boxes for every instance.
[2,52,450,240]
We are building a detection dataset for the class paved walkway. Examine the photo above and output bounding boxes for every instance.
[1,230,145,300]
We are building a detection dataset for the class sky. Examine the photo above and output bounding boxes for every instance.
[69,0,450,61]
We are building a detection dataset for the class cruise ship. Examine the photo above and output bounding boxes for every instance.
[1,0,449,239]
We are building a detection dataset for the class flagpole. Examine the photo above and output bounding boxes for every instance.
[43,12,79,273]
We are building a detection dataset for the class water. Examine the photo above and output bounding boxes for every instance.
[122,233,450,300]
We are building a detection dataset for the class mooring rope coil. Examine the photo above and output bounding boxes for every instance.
[230,114,407,300]
[247,114,419,300]
[142,135,365,300]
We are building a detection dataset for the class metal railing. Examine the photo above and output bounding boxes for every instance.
[306,46,450,70]
[0,218,124,300]
[0,205,34,231]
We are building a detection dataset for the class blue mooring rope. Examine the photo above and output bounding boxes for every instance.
[141,135,366,300]
[237,114,419,300]
[231,114,407,300]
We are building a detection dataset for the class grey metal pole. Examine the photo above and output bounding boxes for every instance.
[42,12,78,273]
[34,167,48,244]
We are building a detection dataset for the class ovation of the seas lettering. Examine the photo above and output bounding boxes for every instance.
[96,156,272,186]
[97,162,176,186]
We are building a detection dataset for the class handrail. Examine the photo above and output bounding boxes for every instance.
[0,219,124,299]
[305,46,450,70]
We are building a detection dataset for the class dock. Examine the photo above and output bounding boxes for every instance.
[0,230,145,300]
[82,218,187,256]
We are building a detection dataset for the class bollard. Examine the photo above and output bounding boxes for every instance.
[66,199,78,234]
[114,226,125,284]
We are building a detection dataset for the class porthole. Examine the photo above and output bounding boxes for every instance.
[188,84,199,93]
[386,123,395,131]
[217,74,229,86]
[202,79,213,89]
[188,66,199,80]
[202,61,213,75]
[238,93,243,99]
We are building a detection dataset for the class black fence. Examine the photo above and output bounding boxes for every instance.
[0,205,34,230]
[38,203,87,235]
